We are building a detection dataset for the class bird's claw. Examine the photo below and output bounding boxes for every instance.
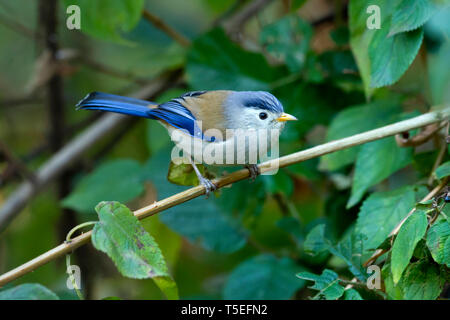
[246,164,260,181]
[199,176,217,198]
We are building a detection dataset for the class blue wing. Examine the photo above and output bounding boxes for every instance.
[76,91,213,141]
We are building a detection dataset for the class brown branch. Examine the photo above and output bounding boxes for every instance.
[142,9,190,47]
[1,106,449,287]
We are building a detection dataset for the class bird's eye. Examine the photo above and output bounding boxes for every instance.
[259,112,268,120]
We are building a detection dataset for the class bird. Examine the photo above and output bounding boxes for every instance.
[76,90,297,196]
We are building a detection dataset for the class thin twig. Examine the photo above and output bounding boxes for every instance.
[1,106,449,287]
[428,139,447,186]
[223,0,275,35]
[142,9,190,47]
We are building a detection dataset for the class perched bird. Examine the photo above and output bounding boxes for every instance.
[76,90,297,195]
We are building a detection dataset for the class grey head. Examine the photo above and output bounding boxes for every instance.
[224,91,296,130]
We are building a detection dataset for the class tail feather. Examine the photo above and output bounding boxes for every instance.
[76,92,156,118]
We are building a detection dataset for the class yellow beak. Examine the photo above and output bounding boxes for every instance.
[276,113,298,122]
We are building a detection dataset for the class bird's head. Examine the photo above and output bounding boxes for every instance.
[224,91,297,131]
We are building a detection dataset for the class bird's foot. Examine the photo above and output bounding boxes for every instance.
[199,176,217,198]
[245,164,260,181]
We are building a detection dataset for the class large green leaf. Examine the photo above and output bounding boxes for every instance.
[143,149,247,253]
[0,283,59,300]
[369,26,424,88]
[320,100,401,171]
[297,269,345,300]
[426,219,450,266]
[389,0,439,36]
[223,254,305,299]
[356,186,416,251]
[399,260,443,299]
[92,201,178,299]
[64,0,145,43]
[62,159,145,213]
[391,209,428,284]
[348,136,413,207]
[260,15,312,72]
[186,28,284,90]
[349,0,424,94]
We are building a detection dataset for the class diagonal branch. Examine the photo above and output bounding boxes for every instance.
[1,105,449,287]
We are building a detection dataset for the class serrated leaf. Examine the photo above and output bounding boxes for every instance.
[349,0,424,95]
[223,254,306,300]
[64,0,145,44]
[369,26,424,88]
[320,101,401,171]
[389,0,439,36]
[328,232,367,281]
[187,28,284,91]
[260,15,312,72]
[62,159,145,213]
[356,186,416,251]
[348,136,413,208]
[391,209,428,284]
[297,269,344,300]
[92,201,178,299]
[400,260,443,300]
[303,224,329,255]
[0,284,59,300]
[426,219,450,266]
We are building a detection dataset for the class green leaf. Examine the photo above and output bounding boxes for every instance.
[435,161,450,179]
[320,101,401,171]
[223,254,305,299]
[356,186,417,251]
[328,232,367,281]
[348,136,413,208]
[389,0,439,36]
[369,26,424,88]
[143,150,247,253]
[303,225,366,281]
[349,0,424,94]
[187,28,284,90]
[260,15,313,72]
[343,288,363,300]
[297,269,344,300]
[303,224,329,255]
[0,284,59,300]
[391,209,428,284]
[64,0,145,44]
[426,219,450,266]
[400,260,443,300]
[62,159,145,213]
[92,201,178,299]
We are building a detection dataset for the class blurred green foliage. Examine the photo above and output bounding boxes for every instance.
[1,0,450,300]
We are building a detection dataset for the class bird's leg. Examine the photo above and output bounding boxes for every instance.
[189,157,217,198]
[245,164,260,181]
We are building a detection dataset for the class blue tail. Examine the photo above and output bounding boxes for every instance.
[76,92,156,118]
